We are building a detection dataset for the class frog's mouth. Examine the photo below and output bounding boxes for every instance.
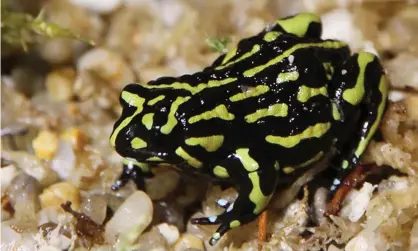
[127,148,167,164]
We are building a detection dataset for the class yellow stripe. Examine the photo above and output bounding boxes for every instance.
[354,75,388,157]
[189,104,235,124]
[221,47,237,64]
[244,41,346,77]
[161,96,190,134]
[266,122,331,148]
[235,148,259,172]
[248,172,271,214]
[297,85,328,103]
[142,113,154,130]
[277,71,299,83]
[147,95,165,105]
[146,156,164,161]
[274,161,280,170]
[342,53,375,105]
[213,165,230,178]
[229,85,270,102]
[131,137,147,149]
[142,78,237,95]
[332,103,341,121]
[323,62,334,80]
[298,151,324,168]
[276,13,321,37]
[110,91,145,147]
[283,167,295,174]
[263,31,281,42]
[245,103,288,123]
[175,147,203,168]
[216,44,261,70]
[283,150,323,174]
[185,135,224,152]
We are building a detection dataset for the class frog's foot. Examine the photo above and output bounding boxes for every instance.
[111,161,153,191]
[191,200,258,246]
[192,171,277,245]
[216,198,231,209]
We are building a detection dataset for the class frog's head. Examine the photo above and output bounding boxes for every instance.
[109,83,178,163]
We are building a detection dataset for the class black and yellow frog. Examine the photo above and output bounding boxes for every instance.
[109,13,388,245]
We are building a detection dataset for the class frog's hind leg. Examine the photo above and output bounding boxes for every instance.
[191,150,278,245]
[329,52,389,188]
[272,12,322,38]
[111,159,153,191]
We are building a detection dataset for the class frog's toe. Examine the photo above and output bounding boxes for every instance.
[190,215,222,225]
[209,223,231,246]
[191,215,240,246]
[216,198,231,209]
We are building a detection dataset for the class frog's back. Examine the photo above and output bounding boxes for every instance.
[167,31,350,167]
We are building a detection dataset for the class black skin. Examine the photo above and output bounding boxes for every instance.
[110,13,387,245]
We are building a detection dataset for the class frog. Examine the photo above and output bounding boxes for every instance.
[109,12,388,246]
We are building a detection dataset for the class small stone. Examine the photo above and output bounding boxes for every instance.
[157,223,180,246]
[45,67,76,102]
[174,233,205,251]
[69,0,122,14]
[76,47,135,92]
[61,127,89,151]
[105,191,153,244]
[39,182,80,210]
[32,130,59,160]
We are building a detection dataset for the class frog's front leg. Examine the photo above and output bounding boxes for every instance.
[111,158,154,191]
[191,152,278,245]
[330,52,388,187]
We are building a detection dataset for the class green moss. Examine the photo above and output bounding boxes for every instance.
[205,35,231,54]
[1,0,94,52]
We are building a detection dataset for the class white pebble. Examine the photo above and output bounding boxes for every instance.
[0,165,20,193]
[156,223,180,245]
[341,69,347,75]
[105,191,153,244]
[362,40,379,57]
[388,90,405,102]
[77,48,135,91]
[321,9,364,51]
[160,0,184,27]
[69,0,122,14]
[50,141,75,181]
[340,182,376,222]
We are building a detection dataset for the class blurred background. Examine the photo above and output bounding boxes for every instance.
[1,0,418,250]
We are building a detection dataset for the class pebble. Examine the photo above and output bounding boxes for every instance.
[39,182,81,210]
[3,151,59,187]
[32,130,59,160]
[340,182,376,222]
[321,8,364,51]
[69,0,122,14]
[105,191,153,244]
[157,223,180,246]
[45,68,76,102]
[76,47,135,92]
[1,164,20,193]
[174,233,205,251]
